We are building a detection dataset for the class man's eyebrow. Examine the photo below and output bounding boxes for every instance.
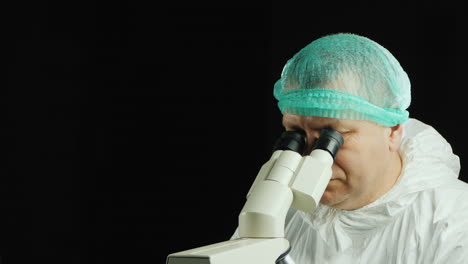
[281,119,298,129]
[284,125,304,131]
[282,118,341,130]
[328,119,341,127]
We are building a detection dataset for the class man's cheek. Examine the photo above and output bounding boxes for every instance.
[331,163,346,180]
[342,133,360,147]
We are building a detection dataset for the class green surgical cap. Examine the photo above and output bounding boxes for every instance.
[274,33,411,127]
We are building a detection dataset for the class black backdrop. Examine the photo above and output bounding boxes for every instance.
[5,2,466,263]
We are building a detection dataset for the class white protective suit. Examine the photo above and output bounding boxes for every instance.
[232,118,468,263]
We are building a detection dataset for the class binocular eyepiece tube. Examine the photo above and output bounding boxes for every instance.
[272,128,344,159]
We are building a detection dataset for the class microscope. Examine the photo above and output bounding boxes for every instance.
[167,128,343,264]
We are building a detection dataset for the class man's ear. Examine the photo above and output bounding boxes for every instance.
[388,124,403,152]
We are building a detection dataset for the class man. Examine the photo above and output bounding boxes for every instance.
[232,33,468,263]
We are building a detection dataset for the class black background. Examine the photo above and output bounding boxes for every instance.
[4,1,466,263]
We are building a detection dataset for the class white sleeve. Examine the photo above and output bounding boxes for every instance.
[426,189,468,263]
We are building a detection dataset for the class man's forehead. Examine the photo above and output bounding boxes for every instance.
[282,114,379,131]
[282,114,341,128]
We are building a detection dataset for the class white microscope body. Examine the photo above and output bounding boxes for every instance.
[167,129,343,264]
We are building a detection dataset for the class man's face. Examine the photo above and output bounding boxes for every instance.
[282,113,401,210]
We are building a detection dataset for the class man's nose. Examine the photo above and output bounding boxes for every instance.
[303,131,320,155]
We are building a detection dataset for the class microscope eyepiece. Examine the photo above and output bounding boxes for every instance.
[272,128,343,158]
[312,128,344,159]
[272,131,306,153]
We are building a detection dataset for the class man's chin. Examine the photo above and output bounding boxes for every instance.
[319,193,337,206]
[320,181,346,207]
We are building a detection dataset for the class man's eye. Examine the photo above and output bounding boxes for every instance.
[333,127,351,133]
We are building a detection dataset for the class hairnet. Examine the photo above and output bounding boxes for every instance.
[273,33,411,127]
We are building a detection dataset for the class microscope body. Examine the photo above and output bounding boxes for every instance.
[167,129,343,264]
